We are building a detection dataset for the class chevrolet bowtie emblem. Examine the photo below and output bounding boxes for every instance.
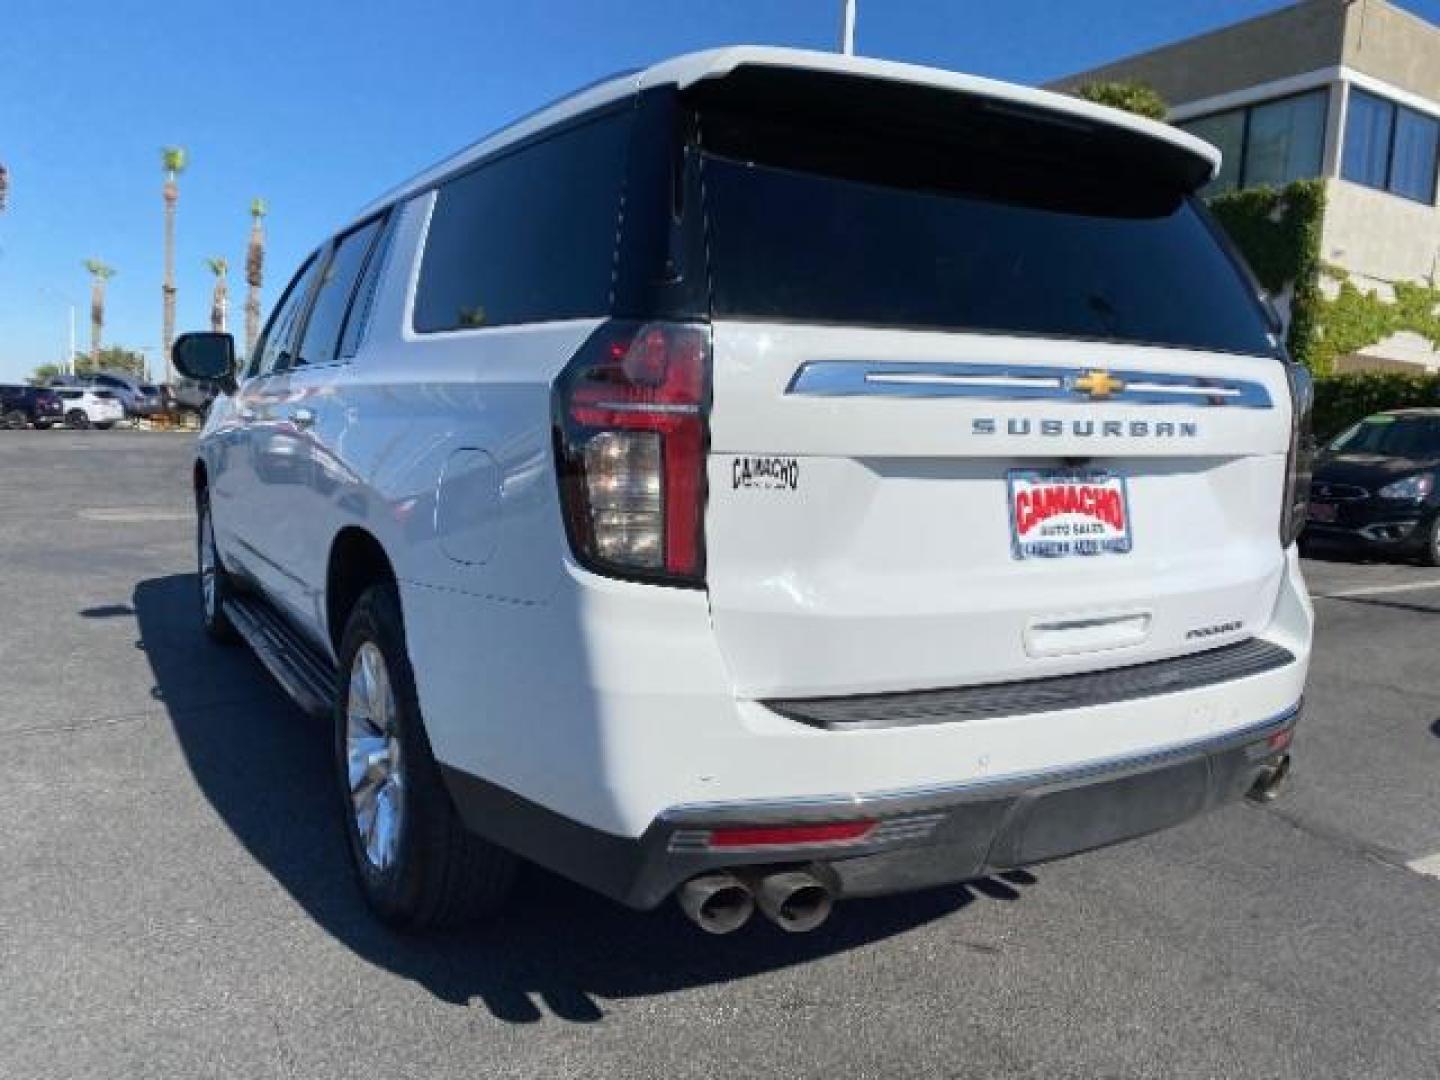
[1071,370,1126,399]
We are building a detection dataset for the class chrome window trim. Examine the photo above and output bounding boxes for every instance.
[786,361,1274,409]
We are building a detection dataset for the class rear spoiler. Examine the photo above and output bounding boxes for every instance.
[644,47,1218,193]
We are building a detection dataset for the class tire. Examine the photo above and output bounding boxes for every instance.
[34,422,53,430]
[335,581,515,930]
[65,410,91,430]
[3,409,27,430]
[1421,517,1440,567]
[197,491,239,644]
[95,422,115,431]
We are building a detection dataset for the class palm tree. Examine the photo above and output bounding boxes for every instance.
[83,259,116,362]
[161,146,187,377]
[205,257,229,333]
[245,198,267,357]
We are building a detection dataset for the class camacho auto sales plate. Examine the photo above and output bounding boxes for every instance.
[1007,469,1133,559]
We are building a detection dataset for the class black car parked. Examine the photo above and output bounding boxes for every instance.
[1304,409,1440,564]
[0,385,64,429]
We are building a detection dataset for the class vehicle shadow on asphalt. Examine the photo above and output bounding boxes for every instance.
[132,573,1037,1022]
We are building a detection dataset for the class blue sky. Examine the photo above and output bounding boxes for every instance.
[2,0,1438,382]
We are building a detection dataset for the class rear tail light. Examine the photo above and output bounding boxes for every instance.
[1281,362,1314,547]
[553,321,710,586]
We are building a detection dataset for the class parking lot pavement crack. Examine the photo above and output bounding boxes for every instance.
[7,695,278,740]
[1254,802,1425,879]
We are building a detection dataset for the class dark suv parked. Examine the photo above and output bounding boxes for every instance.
[0,385,64,429]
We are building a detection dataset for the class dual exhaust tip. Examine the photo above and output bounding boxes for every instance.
[677,867,834,935]
[1247,753,1291,803]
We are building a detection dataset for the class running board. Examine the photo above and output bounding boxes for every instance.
[224,595,337,718]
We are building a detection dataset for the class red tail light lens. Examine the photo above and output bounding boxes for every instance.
[1281,362,1314,547]
[707,821,877,849]
[553,321,710,585]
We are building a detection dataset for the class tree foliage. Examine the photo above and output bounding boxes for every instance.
[1073,80,1168,120]
[28,347,147,386]
[162,145,188,177]
[76,346,146,378]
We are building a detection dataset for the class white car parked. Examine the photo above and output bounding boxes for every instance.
[54,387,124,429]
[172,48,1313,935]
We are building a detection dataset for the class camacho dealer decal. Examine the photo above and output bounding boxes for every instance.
[732,456,799,491]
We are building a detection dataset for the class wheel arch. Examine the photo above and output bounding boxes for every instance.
[326,526,399,656]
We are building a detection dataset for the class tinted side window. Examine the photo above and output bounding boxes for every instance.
[414,108,631,332]
[251,256,320,377]
[294,216,385,368]
[338,214,397,360]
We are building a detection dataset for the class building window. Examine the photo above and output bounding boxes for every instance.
[1243,93,1327,188]
[1341,87,1440,204]
[1179,89,1328,196]
[1182,112,1244,194]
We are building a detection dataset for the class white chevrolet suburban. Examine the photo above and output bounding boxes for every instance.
[172,48,1313,935]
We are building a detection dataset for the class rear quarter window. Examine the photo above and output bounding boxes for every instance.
[413,108,632,332]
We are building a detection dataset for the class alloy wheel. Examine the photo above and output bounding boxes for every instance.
[346,642,405,871]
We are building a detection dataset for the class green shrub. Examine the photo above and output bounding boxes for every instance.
[1073,81,1168,120]
[1207,181,1326,368]
[1312,372,1440,439]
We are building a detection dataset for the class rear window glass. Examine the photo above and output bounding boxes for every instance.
[413,109,631,332]
[697,108,1274,355]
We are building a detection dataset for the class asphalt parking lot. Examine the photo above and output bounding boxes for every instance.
[3,431,1439,1080]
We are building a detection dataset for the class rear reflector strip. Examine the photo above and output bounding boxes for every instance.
[706,821,876,849]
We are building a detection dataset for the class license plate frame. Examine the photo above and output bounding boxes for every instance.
[1007,468,1133,560]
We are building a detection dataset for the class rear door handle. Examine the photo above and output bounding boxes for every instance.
[290,407,316,429]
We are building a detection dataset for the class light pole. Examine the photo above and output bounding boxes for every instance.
[839,0,856,54]
[36,286,77,374]
[134,345,162,384]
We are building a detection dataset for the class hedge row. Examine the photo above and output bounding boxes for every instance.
[1313,372,1440,438]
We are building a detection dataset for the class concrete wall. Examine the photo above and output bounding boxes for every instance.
[1322,178,1440,371]
[1322,178,1440,289]
[1342,0,1440,102]
[1048,1,1347,105]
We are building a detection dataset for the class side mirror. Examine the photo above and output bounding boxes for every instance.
[172,332,236,385]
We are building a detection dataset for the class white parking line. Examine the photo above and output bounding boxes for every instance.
[1406,852,1440,880]
[1314,580,1440,600]
[78,507,192,524]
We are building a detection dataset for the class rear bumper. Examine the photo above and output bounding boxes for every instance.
[1305,511,1435,555]
[442,703,1298,910]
